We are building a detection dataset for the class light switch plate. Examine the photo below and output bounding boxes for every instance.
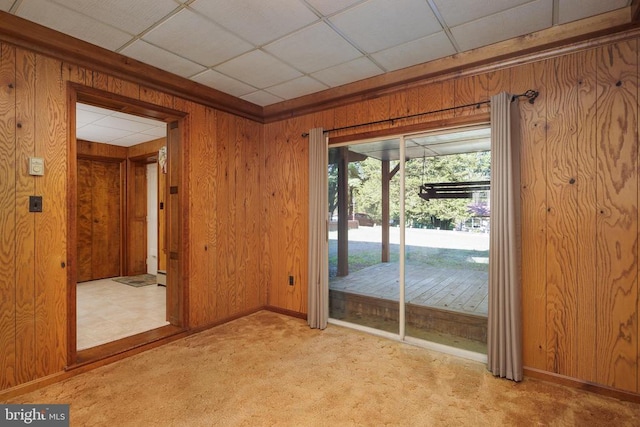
[29,157,44,176]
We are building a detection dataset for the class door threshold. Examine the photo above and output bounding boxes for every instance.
[71,324,183,368]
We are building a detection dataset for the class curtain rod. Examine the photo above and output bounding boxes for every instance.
[301,90,539,137]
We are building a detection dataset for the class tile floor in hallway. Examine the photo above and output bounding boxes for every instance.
[76,277,169,350]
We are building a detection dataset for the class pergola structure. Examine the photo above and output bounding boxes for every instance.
[330,125,491,277]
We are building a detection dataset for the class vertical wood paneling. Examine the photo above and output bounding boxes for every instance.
[65,63,92,86]
[575,48,598,382]
[0,43,17,389]
[34,54,67,377]
[205,107,218,323]
[107,76,139,99]
[511,61,548,370]
[244,119,262,309]
[140,86,173,109]
[180,99,208,327]
[216,111,232,319]
[595,40,638,392]
[545,54,580,376]
[14,48,36,384]
[235,118,248,313]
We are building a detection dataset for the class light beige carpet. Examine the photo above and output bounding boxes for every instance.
[6,311,640,426]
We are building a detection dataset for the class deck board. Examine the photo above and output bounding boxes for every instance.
[330,262,488,316]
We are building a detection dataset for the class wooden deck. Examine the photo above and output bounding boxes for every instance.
[329,262,488,316]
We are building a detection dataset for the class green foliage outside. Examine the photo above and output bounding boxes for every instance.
[329,150,491,230]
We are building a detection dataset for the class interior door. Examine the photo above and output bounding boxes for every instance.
[77,158,122,282]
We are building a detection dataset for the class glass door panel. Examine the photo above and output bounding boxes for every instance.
[328,139,401,334]
[403,129,491,353]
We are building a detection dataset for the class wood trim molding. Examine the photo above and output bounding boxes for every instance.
[263,7,638,122]
[0,11,263,122]
[524,367,640,404]
[264,305,308,320]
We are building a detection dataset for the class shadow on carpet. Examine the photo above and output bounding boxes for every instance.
[113,274,157,287]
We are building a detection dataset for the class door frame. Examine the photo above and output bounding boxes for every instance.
[66,83,188,367]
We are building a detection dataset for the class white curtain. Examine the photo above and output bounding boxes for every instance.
[307,128,329,329]
[488,92,523,381]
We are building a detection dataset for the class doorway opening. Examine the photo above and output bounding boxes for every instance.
[328,124,491,354]
[68,85,186,366]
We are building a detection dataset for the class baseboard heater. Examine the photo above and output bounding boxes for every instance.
[157,270,167,287]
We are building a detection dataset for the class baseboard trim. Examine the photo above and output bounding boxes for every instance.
[0,329,189,401]
[524,367,640,404]
[264,305,307,320]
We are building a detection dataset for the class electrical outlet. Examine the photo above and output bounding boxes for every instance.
[289,275,294,286]
[29,195,43,212]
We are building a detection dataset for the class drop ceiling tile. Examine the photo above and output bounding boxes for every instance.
[191,70,256,97]
[241,91,284,106]
[94,116,157,133]
[76,109,105,126]
[0,0,14,11]
[329,0,442,52]
[432,0,531,27]
[77,124,131,142]
[264,22,362,73]
[311,57,383,87]
[215,50,303,89]
[143,9,253,66]
[112,112,165,127]
[16,0,132,50]
[372,31,456,72]
[121,40,205,78]
[50,0,178,35]
[191,0,319,46]
[111,133,160,146]
[142,127,168,138]
[266,76,328,100]
[450,0,552,52]
[304,0,365,15]
[557,0,628,24]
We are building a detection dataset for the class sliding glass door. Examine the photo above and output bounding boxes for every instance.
[328,139,401,334]
[328,125,491,354]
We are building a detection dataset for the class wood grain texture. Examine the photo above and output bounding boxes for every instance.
[64,63,92,86]
[140,86,173,109]
[90,160,121,279]
[14,48,36,384]
[205,107,218,324]
[244,118,262,309]
[76,159,93,282]
[595,40,638,393]
[127,161,147,275]
[545,54,580,377]
[216,111,232,320]
[178,99,208,327]
[34,54,67,378]
[511,61,548,371]
[0,42,16,389]
[575,48,598,383]
[77,140,127,160]
[166,120,182,326]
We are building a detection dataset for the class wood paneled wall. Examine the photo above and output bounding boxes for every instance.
[262,38,640,393]
[0,41,264,392]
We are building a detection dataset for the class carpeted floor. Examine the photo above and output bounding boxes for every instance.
[5,311,640,426]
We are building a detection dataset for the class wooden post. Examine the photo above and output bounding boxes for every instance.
[337,147,349,277]
[381,160,390,263]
